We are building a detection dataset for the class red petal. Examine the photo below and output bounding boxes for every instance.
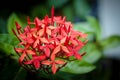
[15,22,21,30]
[61,46,70,53]
[42,60,51,65]
[52,63,57,74]
[68,26,71,32]
[70,38,78,45]
[51,54,56,61]
[19,34,26,39]
[40,37,49,43]
[19,52,26,62]
[74,52,82,60]
[51,46,60,61]
[51,6,54,25]
[46,28,51,35]
[53,46,61,54]
[15,48,23,53]
[78,32,87,38]
[33,60,40,69]
[33,39,39,48]
[75,45,82,51]
[24,60,33,64]
[38,54,46,60]
[45,47,50,57]
[26,50,36,55]
[37,29,44,37]
[34,17,40,28]
[61,28,67,36]
[55,60,66,65]
[27,38,34,44]
[60,37,66,44]
[48,26,56,29]
[51,6,54,18]
[51,46,60,58]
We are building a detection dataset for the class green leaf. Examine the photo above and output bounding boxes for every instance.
[61,60,95,74]
[100,36,120,50]
[74,22,93,32]
[0,34,19,56]
[47,0,69,9]
[31,5,49,19]
[62,5,74,21]
[73,22,96,41]
[86,16,101,41]
[73,0,90,19]
[7,13,23,36]
[0,34,18,46]
[0,42,16,55]
[81,43,102,64]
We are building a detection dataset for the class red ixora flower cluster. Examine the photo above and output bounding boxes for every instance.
[13,7,88,74]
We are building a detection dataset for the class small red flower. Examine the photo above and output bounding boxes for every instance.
[42,59,66,74]
[13,6,88,74]
[24,54,46,69]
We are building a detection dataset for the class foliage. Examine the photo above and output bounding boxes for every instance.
[0,1,120,80]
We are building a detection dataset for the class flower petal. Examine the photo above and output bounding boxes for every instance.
[42,60,51,65]
[15,22,21,30]
[26,50,36,55]
[61,45,70,53]
[52,63,57,74]
[40,37,49,43]
[38,54,46,60]
[55,60,66,65]
[46,28,51,35]
[24,60,33,64]
[74,52,82,60]
[15,48,23,53]
[37,29,44,37]
[44,47,50,57]
[51,46,60,60]
[33,39,39,48]
[60,37,66,44]
[33,60,40,69]
[19,52,26,62]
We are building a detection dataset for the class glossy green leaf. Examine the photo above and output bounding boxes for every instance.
[7,13,23,36]
[81,43,102,64]
[0,42,16,55]
[74,22,93,32]
[0,34,19,56]
[73,22,95,41]
[0,34,18,46]
[61,60,95,74]
[100,36,120,50]
[86,16,101,41]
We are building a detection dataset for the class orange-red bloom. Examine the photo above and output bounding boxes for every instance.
[13,6,88,74]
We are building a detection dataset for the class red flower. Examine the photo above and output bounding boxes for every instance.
[24,54,46,69]
[13,6,88,74]
[42,59,66,74]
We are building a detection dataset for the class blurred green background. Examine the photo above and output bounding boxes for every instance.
[0,0,120,80]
